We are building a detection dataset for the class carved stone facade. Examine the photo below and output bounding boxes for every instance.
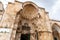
[0,1,60,40]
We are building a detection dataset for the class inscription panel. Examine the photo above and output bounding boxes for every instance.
[0,28,12,40]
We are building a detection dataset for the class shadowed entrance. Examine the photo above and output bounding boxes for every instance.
[21,34,30,40]
[54,37,57,40]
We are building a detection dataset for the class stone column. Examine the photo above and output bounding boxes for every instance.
[10,29,16,40]
[38,31,53,40]
[15,33,21,40]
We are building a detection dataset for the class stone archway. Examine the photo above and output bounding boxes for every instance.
[52,23,60,40]
[15,22,31,40]
[13,1,39,40]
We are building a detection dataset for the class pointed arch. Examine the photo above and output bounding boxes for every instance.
[23,1,39,10]
[52,23,60,40]
[10,1,39,40]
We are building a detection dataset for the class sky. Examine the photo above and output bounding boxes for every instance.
[0,0,60,20]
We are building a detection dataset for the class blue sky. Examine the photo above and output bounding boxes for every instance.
[0,0,60,20]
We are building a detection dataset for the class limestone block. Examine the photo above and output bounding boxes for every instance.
[38,32,53,40]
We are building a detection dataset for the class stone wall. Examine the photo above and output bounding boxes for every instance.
[0,1,60,40]
[0,2,4,21]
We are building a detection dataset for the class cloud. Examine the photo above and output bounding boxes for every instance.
[49,0,60,20]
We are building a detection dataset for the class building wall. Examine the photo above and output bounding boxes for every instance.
[0,2,4,21]
[0,1,60,40]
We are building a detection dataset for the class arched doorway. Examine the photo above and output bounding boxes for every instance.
[15,22,31,40]
[52,23,60,40]
[14,2,38,40]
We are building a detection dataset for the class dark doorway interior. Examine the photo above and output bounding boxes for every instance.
[21,34,30,40]
[54,37,57,40]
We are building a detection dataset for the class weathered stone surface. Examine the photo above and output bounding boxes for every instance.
[0,1,4,21]
[38,32,53,40]
[0,2,3,10]
[0,1,60,40]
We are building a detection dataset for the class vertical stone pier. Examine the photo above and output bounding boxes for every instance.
[38,31,53,40]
